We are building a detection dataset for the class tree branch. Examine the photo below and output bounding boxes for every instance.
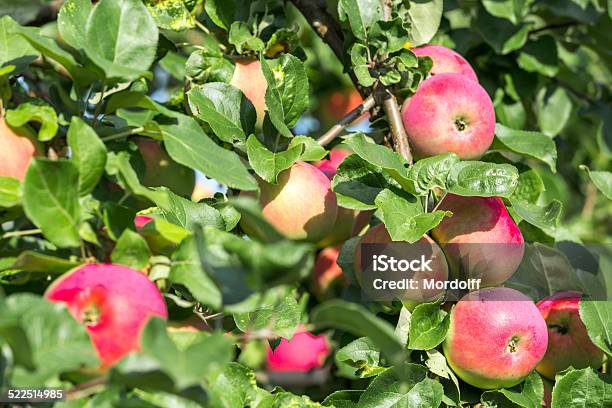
[382,91,413,164]
[317,95,376,146]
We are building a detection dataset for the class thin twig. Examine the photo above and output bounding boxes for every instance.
[100,127,146,143]
[317,95,377,146]
[1,229,42,239]
[382,92,413,164]
[431,192,448,213]
[66,377,108,400]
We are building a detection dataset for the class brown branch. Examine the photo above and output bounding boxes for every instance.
[383,91,413,164]
[317,95,376,146]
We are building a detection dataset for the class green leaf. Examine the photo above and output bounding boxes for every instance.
[111,229,151,270]
[5,101,58,141]
[153,187,226,231]
[228,22,264,54]
[404,0,443,47]
[185,48,233,84]
[22,159,81,248]
[350,43,376,87]
[8,251,80,274]
[335,337,385,378]
[475,10,530,54]
[511,166,545,204]
[482,372,544,408]
[84,0,159,80]
[204,0,237,30]
[188,83,256,143]
[260,54,309,138]
[358,364,444,408]
[67,117,107,196]
[375,188,449,243]
[551,368,612,408]
[57,0,91,50]
[338,0,383,41]
[536,86,572,138]
[230,197,285,243]
[407,153,460,196]
[482,0,529,24]
[288,136,328,161]
[246,135,303,184]
[580,166,612,200]
[518,36,559,78]
[510,198,562,237]
[143,0,195,31]
[407,302,450,350]
[208,363,261,408]
[234,294,301,339]
[323,390,362,408]
[169,235,222,309]
[446,161,519,197]
[579,300,612,356]
[0,16,38,67]
[312,300,407,366]
[160,114,257,191]
[0,176,21,208]
[494,123,558,172]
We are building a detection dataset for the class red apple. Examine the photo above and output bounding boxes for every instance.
[45,263,168,368]
[134,215,153,229]
[354,224,449,304]
[401,73,495,159]
[242,161,337,242]
[536,291,605,379]
[230,59,267,127]
[324,89,367,121]
[432,194,524,287]
[314,148,373,247]
[0,117,39,181]
[267,325,330,372]
[443,287,548,389]
[312,246,345,297]
[137,138,195,197]
[412,45,478,82]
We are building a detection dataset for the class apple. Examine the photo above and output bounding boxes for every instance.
[401,73,495,160]
[432,194,524,287]
[443,287,548,389]
[412,44,478,82]
[324,88,367,122]
[536,291,605,379]
[314,147,373,247]
[230,59,267,127]
[242,161,337,242]
[134,215,153,229]
[136,138,195,198]
[0,118,39,181]
[354,224,449,304]
[312,246,345,298]
[45,263,168,368]
[267,325,330,372]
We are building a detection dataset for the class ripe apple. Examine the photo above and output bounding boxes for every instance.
[45,263,168,368]
[134,215,153,229]
[241,161,337,242]
[314,147,372,247]
[401,73,495,159]
[0,118,39,181]
[412,44,478,82]
[230,59,267,127]
[536,291,605,379]
[137,138,195,198]
[312,246,345,298]
[432,194,524,287]
[354,224,449,304]
[443,287,548,389]
[267,325,330,372]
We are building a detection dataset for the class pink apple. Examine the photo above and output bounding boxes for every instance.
[242,161,337,242]
[412,45,478,82]
[432,194,524,287]
[267,325,330,372]
[45,263,168,368]
[443,287,548,389]
[312,246,345,297]
[536,291,605,379]
[230,59,267,127]
[134,215,153,229]
[401,73,495,159]
[0,118,39,181]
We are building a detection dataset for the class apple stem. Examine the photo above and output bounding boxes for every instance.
[382,93,413,165]
[1,228,42,239]
[316,95,376,146]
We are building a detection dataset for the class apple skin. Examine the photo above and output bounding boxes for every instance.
[443,287,548,389]
[137,138,195,197]
[432,194,524,287]
[312,246,345,298]
[401,73,495,160]
[354,224,449,304]
[230,59,267,127]
[412,45,478,82]
[0,118,40,181]
[267,325,330,372]
[536,291,605,379]
[242,161,338,242]
[45,263,168,368]
[315,148,373,247]
[134,215,153,229]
